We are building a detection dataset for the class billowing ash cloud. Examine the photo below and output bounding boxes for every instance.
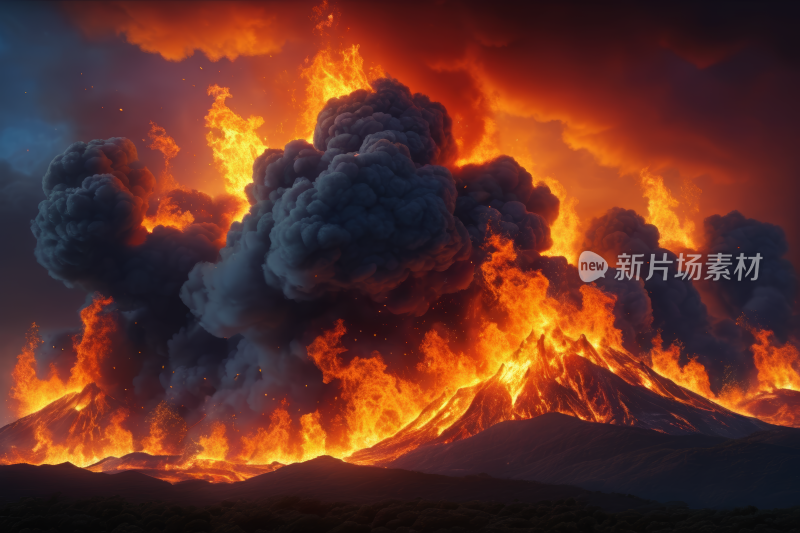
[27,75,798,438]
[583,207,755,387]
[30,137,239,411]
[176,78,572,422]
[183,79,475,343]
[32,138,223,310]
[313,77,456,167]
[453,156,558,253]
[265,143,471,306]
[702,211,798,340]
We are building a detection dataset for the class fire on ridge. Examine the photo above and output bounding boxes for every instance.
[1,231,795,481]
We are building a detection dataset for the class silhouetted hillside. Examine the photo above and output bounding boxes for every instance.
[389,412,800,508]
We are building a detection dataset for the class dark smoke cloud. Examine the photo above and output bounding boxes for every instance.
[32,139,221,314]
[453,156,558,254]
[30,137,240,414]
[265,143,471,306]
[702,211,798,340]
[184,79,473,342]
[176,79,584,424]
[26,71,798,439]
[158,188,242,229]
[584,207,749,387]
[313,77,456,167]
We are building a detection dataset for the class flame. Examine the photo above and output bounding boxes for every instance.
[299,410,327,460]
[299,44,382,141]
[640,169,697,250]
[648,328,800,427]
[8,234,800,477]
[539,177,581,263]
[649,335,715,398]
[141,401,188,456]
[751,329,800,393]
[142,121,198,232]
[197,421,229,461]
[455,118,502,166]
[148,120,180,190]
[205,84,268,219]
[10,295,115,418]
[227,233,679,467]
[306,320,429,454]
[239,406,298,464]
[142,196,196,232]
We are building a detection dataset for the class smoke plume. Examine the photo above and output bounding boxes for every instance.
[25,77,799,449]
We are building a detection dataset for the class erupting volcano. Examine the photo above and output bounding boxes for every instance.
[1,1,800,518]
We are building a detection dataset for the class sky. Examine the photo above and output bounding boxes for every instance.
[0,0,798,423]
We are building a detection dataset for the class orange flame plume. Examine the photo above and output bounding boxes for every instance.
[205,85,268,219]
[299,44,383,141]
[455,118,501,167]
[640,169,698,250]
[141,400,188,456]
[142,121,197,232]
[650,328,800,427]
[10,294,115,418]
[4,296,134,467]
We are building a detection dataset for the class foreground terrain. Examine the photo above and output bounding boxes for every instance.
[2,495,799,533]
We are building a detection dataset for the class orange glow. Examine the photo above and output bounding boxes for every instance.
[71,2,290,62]
[7,6,798,473]
[540,177,581,263]
[456,132,582,263]
[142,121,197,232]
[10,295,115,418]
[205,84,267,219]
[142,196,196,232]
[0,384,134,468]
[751,329,800,393]
[141,401,188,456]
[648,328,800,427]
[649,335,714,398]
[455,118,501,166]
[197,421,228,461]
[640,169,697,250]
[299,44,382,140]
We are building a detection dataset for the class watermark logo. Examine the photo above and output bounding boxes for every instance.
[578,251,608,282]
[578,251,763,283]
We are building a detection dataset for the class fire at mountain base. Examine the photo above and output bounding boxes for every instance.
[2,233,795,482]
